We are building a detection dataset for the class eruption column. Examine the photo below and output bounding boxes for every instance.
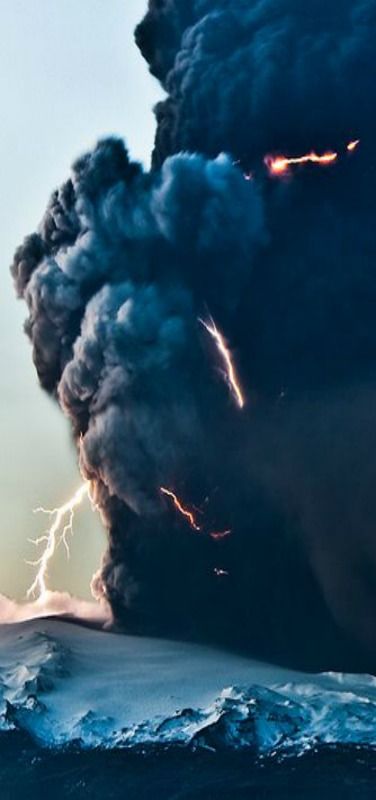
[199,317,245,409]
[27,482,90,599]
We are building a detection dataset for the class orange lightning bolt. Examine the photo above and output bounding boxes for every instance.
[265,149,338,176]
[27,482,90,599]
[264,139,360,177]
[160,487,201,531]
[199,316,245,409]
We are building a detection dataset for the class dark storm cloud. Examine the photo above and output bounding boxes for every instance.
[11,1,376,671]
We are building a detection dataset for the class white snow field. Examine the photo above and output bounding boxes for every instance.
[0,612,376,753]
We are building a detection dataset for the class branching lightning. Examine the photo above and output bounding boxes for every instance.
[199,316,245,409]
[27,482,90,599]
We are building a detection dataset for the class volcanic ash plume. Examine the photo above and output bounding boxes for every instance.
[12,140,265,635]
[11,0,376,669]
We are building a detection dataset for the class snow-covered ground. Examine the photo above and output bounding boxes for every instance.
[1,615,376,753]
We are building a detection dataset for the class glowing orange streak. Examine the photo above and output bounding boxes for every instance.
[265,139,360,176]
[265,150,338,176]
[27,482,90,599]
[347,139,360,152]
[199,317,245,409]
[160,487,201,531]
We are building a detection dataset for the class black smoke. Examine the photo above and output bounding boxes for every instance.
[136,0,374,168]
[11,1,376,671]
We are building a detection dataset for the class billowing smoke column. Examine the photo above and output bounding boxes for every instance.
[11,0,376,670]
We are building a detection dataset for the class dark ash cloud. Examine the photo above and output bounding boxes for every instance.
[11,1,376,671]
[137,0,375,167]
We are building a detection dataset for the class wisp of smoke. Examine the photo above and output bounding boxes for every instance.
[0,591,111,627]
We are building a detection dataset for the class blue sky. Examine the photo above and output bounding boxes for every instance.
[0,0,162,599]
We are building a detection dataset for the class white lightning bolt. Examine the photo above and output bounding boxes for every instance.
[199,316,245,409]
[27,482,90,599]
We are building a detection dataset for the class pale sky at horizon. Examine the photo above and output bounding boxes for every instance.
[0,0,162,600]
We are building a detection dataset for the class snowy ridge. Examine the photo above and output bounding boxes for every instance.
[115,681,376,753]
[1,620,376,753]
[0,630,69,734]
